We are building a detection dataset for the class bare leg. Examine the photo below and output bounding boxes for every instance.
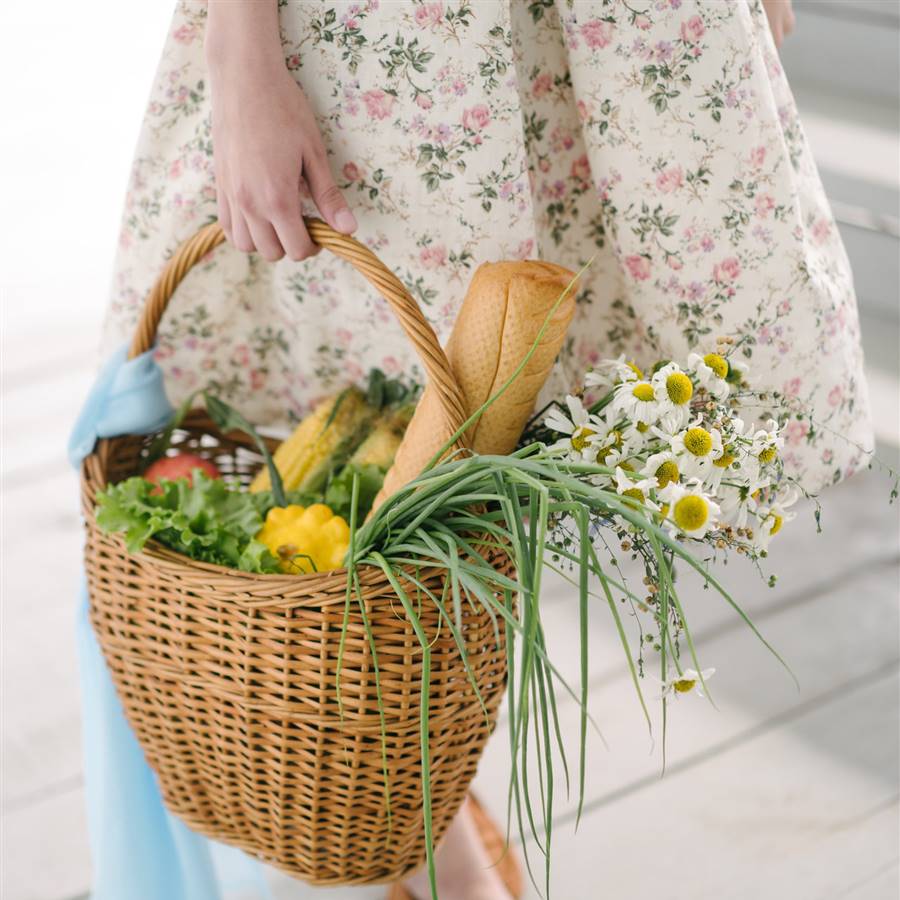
[401,797,511,900]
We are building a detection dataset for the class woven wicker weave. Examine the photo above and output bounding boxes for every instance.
[81,220,512,885]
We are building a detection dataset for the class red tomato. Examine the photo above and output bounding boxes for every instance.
[144,453,221,489]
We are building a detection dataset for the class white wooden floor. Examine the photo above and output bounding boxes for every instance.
[2,327,898,900]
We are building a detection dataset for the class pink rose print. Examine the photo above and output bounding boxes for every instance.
[784,420,809,446]
[532,72,553,99]
[755,193,775,218]
[680,15,705,43]
[362,89,395,120]
[462,104,491,132]
[416,93,433,110]
[570,154,592,184]
[749,146,766,169]
[624,255,651,281]
[634,14,651,30]
[414,2,444,28]
[581,19,614,50]
[172,24,198,44]
[713,257,740,283]
[576,99,590,121]
[667,255,683,271]
[342,162,361,182]
[783,376,802,398]
[655,164,684,194]
[828,385,843,406]
[812,217,832,245]
[516,238,535,259]
[249,370,266,391]
[420,244,447,269]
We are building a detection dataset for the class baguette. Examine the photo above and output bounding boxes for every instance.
[372,260,578,512]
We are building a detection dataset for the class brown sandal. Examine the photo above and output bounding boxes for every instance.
[387,794,523,900]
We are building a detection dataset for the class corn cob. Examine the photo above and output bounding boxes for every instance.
[249,388,373,493]
[347,410,411,470]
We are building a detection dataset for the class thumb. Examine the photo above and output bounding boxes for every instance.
[305,152,358,235]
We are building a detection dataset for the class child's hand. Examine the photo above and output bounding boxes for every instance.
[762,0,796,49]
[205,0,357,261]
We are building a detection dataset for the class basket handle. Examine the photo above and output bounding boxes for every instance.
[128,218,469,446]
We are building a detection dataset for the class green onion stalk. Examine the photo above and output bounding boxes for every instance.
[334,267,791,898]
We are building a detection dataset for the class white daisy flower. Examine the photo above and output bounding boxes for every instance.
[650,362,694,432]
[717,484,757,530]
[752,487,799,551]
[661,667,716,699]
[669,421,724,479]
[749,418,783,468]
[613,466,658,505]
[687,351,731,400]
[611,378,661,426]
[545,396,598,460]
[658,479,722,539]
[641,449,682,490]
[705,415,764,490]
[584,354,643,392]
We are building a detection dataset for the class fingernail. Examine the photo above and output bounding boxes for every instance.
[335,208,358,233]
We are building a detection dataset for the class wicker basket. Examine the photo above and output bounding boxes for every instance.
[81,220,512,885]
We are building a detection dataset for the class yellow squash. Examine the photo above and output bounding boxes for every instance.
[257,503,350,574]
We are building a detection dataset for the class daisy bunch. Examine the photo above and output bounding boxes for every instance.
[522,342,803,710]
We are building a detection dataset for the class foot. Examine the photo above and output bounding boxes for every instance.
[401,797,512,900]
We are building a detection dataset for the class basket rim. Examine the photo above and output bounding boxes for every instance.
[82,412,513,608]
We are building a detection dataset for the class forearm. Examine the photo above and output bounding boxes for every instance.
[205,0,284,82]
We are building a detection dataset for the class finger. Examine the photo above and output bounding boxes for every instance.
[304,149,358,234]
[246,215,286,262]
[216,181,233,243]
[231,211,256,254]
[784,11,796,36]
[271,195,320,261]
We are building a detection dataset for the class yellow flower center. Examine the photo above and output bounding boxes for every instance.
[683,427,713,457]
[713,448,736,468]
[673,677,698,694]
[636,421,649,433]
[622,488,645,502]
[627,360,644,380]
[571,426,596,452]
[632,383,655,402]
[618,460,634,472]
[768,513,784,536]
[655,460,680,488]
[666,372,694,405]
[673,495,709,532]
[703,353,729,378]
[758,446,778,464]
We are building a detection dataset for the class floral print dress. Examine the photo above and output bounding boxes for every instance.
[103,0,873,493]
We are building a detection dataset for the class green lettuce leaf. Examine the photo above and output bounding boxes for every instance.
[325,462,385,522]
[95,472,281,573]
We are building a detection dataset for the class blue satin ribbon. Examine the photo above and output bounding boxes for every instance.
[71,345,269,900]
